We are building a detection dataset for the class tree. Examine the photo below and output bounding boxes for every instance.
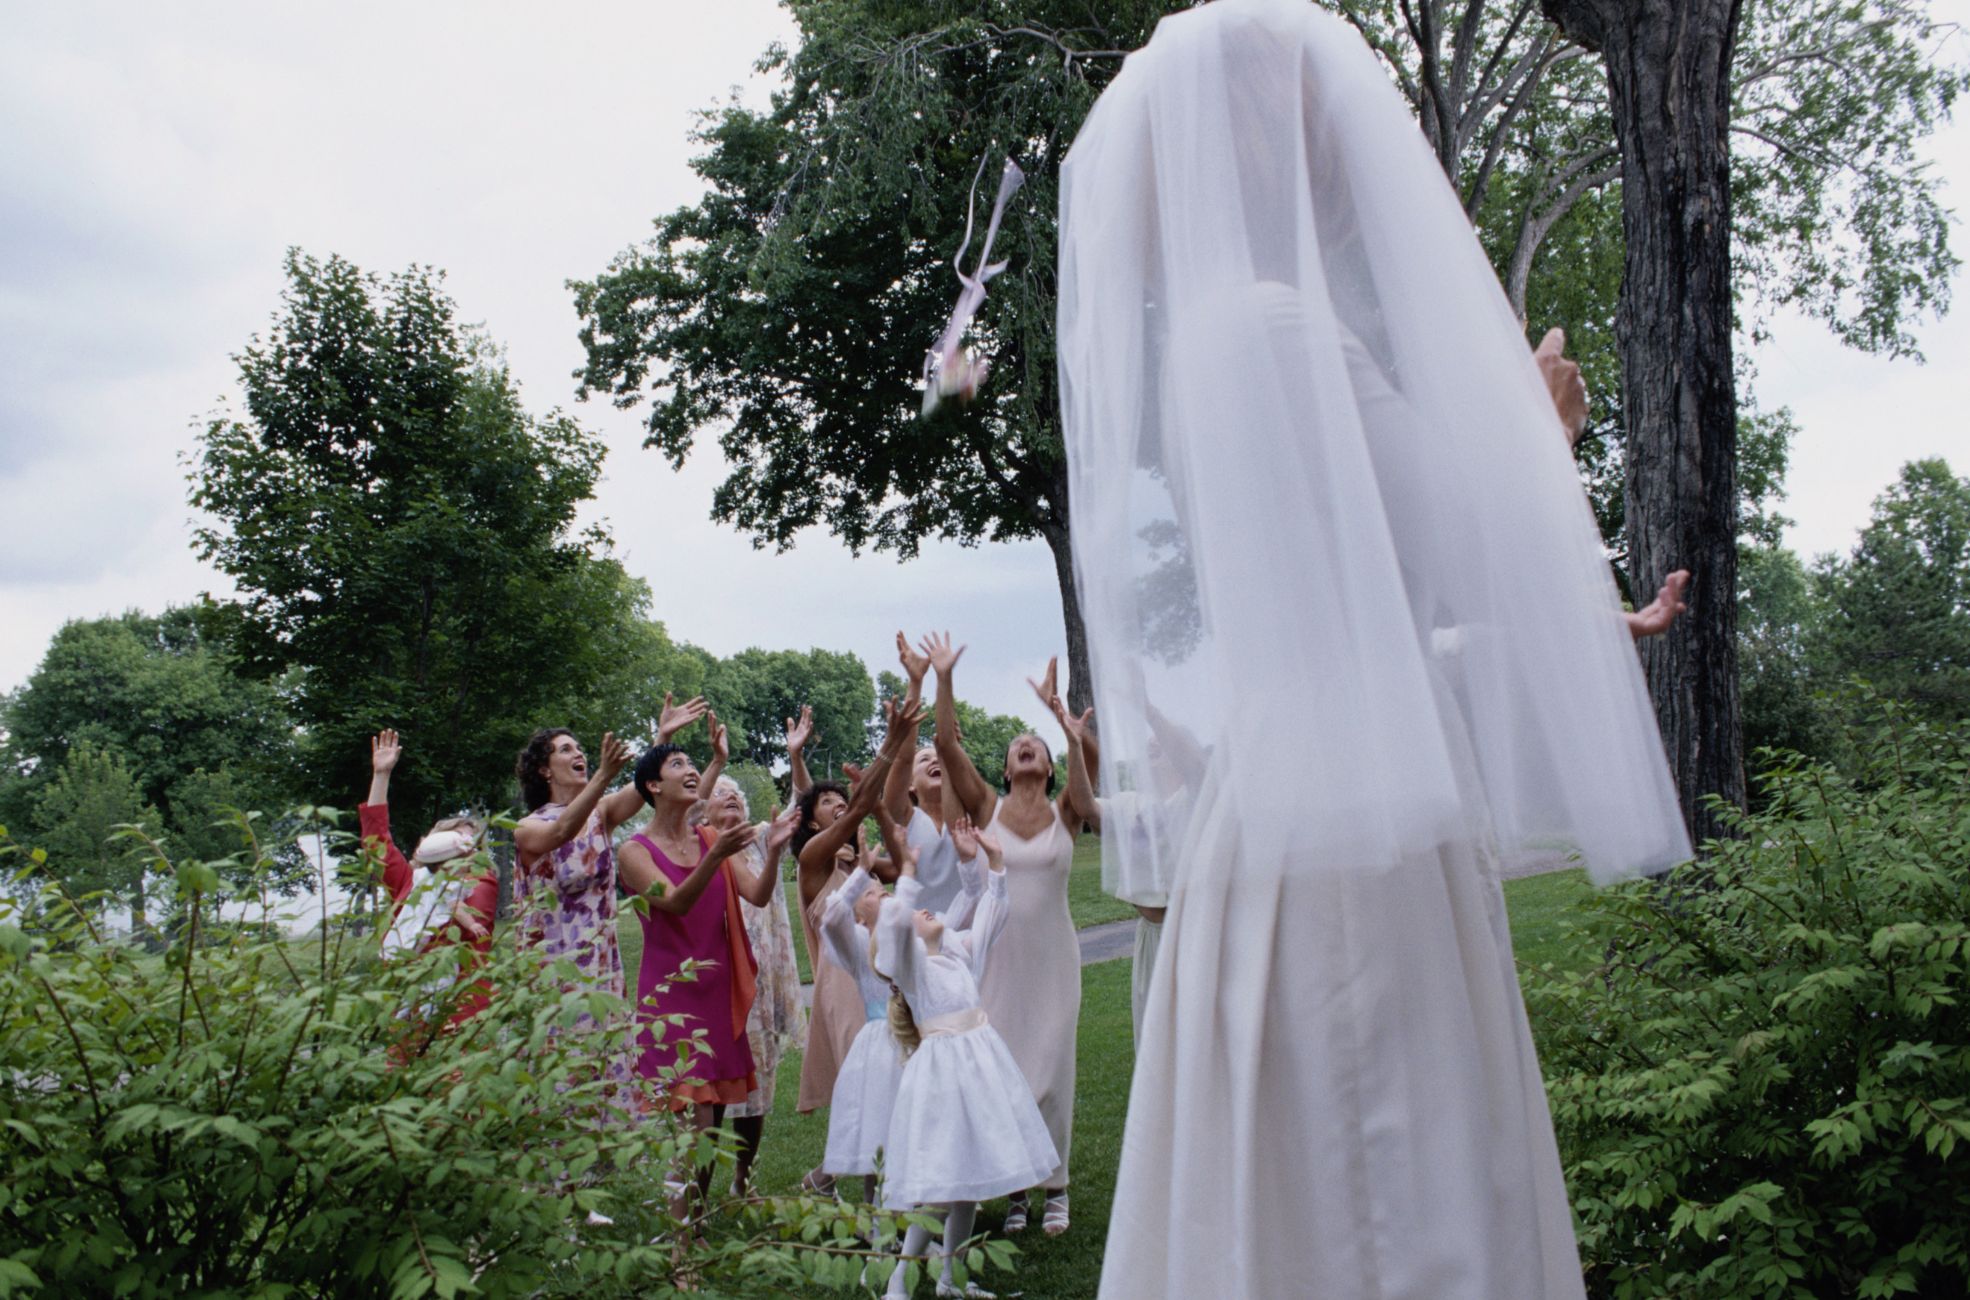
[1522,0,1961,842]
[573,3,1180,714]
[0,608,292,875]
[707,647,877,775]
[1738,542,1838,767]
[28,743,158,931]
[191,250,648,833]
[1814,458,1970,719]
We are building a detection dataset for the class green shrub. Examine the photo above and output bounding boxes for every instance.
[0,810,1007,1298]
[1526,705,1970,1298]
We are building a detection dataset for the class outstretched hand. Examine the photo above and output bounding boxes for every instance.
[1533,327,1589,451]
[765,805,800,855]
[597,732,634,782]
[949,813,980,861]
[1026,656,1060,716]
[708,820,758,863]
[1626,570,1691,640]
[784,704,814,754]
[919,630,965,676]
[897,631,930,685]
[370,729,403,775]
[1054,699,1095,749]
[708,711,730,764]
[657,692,709,744]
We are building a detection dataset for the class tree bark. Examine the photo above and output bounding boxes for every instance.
[1038,518,1094,721]
[1543,0,1747,845]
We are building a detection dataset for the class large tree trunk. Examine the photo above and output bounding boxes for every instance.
[1038,519,1094,720]
[1544,0,1747,846]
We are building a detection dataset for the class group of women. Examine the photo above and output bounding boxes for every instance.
[358,634,1098,1296]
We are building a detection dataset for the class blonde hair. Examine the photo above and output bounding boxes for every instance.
[870,930,922,1060]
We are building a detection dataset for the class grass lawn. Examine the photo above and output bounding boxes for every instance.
[613,867,1601,1298]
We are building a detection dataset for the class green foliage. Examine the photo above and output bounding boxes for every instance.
[708,648,877,774]
[0,815,981,1298]
[23,744,158,930]
[0,608,294,880]
[1739,542,1842,768]
[1814,458,1970,721]
[190,250,661,831]
[1526,705,1970,1297]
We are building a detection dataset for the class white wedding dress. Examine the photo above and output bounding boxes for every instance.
[1056,3,1692,1296]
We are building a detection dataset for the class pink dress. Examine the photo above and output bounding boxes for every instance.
[632,829,758,1106]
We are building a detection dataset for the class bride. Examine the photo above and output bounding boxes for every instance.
[1057,2,1692,1296]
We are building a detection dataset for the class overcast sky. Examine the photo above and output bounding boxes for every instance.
[3,1,1967,743]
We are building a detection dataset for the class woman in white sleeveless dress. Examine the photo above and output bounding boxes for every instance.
[1057,3,1693,1296]
[918,633,1096,1237]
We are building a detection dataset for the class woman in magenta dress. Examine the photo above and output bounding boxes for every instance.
[618,713,777,1202]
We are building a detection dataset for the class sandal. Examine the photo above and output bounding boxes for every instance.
[1042,1191,1069,1237]
[1002,1191,1029,1234]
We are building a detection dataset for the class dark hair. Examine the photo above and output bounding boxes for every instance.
[633,743,691,806]
[516,728,575,812]
[1002,734,1058,796]
[791,780,850,860]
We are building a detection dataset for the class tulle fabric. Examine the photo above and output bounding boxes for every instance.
[1058,0,1690,889]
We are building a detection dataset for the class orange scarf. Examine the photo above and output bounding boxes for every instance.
[704,828,759,1041]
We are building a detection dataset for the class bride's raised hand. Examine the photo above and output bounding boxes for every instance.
[1626,570,1690,640]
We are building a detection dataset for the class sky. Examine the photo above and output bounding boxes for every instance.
[3,0,1967,746]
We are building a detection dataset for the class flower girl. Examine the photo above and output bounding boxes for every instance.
[872,817,1056,1299]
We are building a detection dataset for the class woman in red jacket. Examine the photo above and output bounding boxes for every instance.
[360,729,500,1027]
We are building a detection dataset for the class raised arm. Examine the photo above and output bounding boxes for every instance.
[945,826,1009,980]
[871,875,927,999]
[944,814,987,932]
[922,631,996,824]
[624,821,759,917]
[1053,697,1101,833]
[514,733,632,860]
[796,698,921,877]
[883,632,930,827]
[359,729,415,906]
[724,800,790,911]
[873,799,915,878]
[817,863,875,977]
[784,705,816,802]
[601,692,708,829]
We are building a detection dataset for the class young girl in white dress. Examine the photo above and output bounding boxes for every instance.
[816,853,904,1184]
[820,814,990,1185]
[872,817,1057,1299]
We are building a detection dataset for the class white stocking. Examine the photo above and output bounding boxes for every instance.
[938,1201,978,1290]
[886,1219,936,1298]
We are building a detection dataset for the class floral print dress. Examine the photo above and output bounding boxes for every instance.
[517,802,625,1033]
[728,840,807,1118]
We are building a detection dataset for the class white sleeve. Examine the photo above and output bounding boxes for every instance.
[942,866,1009,981]
[943,850,987,931]
[817,865,873,977]
[872,874,927,999]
